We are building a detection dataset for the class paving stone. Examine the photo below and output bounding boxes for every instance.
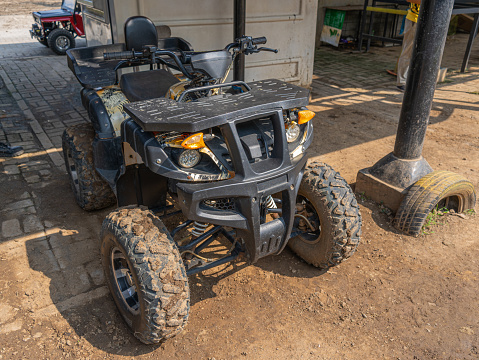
[24,175,41,184]
[23,215,44,233]
[39,169,51,178]
[28,239,50,253]
[52,239,98,269]
[2,219,22,238]
[85,260,105,286]
[19,191,31,199]
[48,265,92,303]
[27,248,60,274]
[43,220,54,228]
[4,199,34,212]
[3,165,20,175]
[25,206,37,215]
[48,233,74,249]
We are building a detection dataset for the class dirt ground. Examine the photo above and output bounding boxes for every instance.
[0,6,479,360]
[0,0,61,16]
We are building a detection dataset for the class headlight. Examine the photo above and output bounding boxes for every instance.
[178,149,201,168]
[285,121,300,143]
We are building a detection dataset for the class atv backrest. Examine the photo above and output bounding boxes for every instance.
[124,16,158,51]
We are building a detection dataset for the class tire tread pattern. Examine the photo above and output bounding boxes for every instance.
[289,161,362,269]
[101,207,189,344]
[393,170,476,235]
[62,123,116,211]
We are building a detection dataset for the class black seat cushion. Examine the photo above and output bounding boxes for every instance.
[120,69,180,102]
[124,16,158,51]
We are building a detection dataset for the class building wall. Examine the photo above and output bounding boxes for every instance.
[83,0,318,88]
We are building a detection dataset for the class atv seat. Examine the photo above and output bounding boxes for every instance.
[124,16,158,51]
[120,69,180,102]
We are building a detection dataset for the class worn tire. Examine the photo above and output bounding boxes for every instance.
[394,170,476,235]
[62,123,116,211]
[101,207,190,344]
[288,162,362,269]
[47,28,75,55]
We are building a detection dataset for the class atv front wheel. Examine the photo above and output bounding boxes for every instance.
[62,123,115,210]
[288,162,362,269]
[101,207,190,344]
[47,28,75,55]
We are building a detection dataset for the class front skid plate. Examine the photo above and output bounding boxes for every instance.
[176,156,307,263]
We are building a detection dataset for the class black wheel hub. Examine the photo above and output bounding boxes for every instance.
[110,247,139,314]
[65,148,80,194]
[55,35,71,51]
[293,194,321,244]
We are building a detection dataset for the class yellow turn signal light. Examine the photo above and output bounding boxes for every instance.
[297,110,316,124]
[181,133,205,149]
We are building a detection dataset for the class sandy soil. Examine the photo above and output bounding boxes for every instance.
[0,7,478,360]
[0,0,61,16]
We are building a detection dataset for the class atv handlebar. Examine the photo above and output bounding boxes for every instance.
[103,48,196,78]
[102,36,276,80]
[225,36,277,55]
[252,37,267,45]
[103,50,137,61]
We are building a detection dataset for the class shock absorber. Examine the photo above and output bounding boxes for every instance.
[191,221,209,238]
[265,195,277,209]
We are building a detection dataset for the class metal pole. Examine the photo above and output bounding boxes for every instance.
[461,13,479,73]
[393,0,454,159]
[356,0,455,211]
[358,0,369,51]
[234,0,246,81]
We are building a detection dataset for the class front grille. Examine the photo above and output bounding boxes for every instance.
[202,198,236,211]
[236,117,274,163]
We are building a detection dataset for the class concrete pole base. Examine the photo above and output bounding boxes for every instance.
[355,152,433,212]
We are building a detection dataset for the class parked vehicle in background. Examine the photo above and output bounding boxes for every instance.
[29,0,84,55]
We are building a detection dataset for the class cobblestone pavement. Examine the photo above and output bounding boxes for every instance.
[0,24,109,355]
[313,34,479,92]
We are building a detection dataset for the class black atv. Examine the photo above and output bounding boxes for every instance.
[63,16,362,344]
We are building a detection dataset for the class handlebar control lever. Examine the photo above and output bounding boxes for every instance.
[258,47,278,53]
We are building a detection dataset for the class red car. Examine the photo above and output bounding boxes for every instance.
[30,0,85,55]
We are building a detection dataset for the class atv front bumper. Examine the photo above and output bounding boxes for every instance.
[122,108,312,263]
[30,23,44,41]
[176,155,307,263]
[119,80,313,263]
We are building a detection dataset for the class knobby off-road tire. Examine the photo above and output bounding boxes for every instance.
[394,170,476,235]
[47,28,75,55]
[101,207,190,344]
[62,123,115,211]
[288,162,362,269]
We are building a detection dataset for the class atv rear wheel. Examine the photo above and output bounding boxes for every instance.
[288,162,362,269]
[101,207,190,344]
[62,123,115,211]
[47,28,75,55]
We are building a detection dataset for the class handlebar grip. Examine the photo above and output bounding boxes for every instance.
[252,37,267,45]
[103,51,136,61]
